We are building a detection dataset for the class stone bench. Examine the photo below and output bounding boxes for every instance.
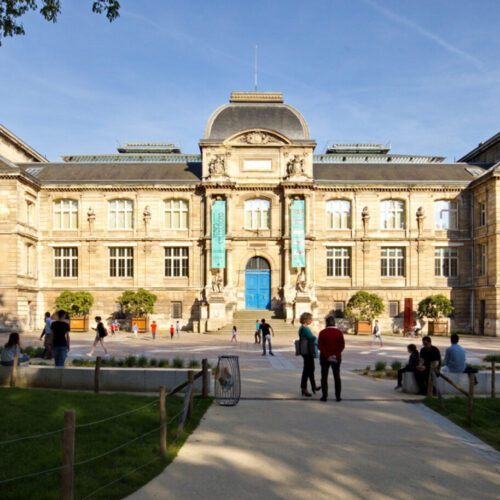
[402,370,499,395]
[0,365,211,394]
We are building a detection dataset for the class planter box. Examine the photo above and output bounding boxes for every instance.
[132,317,147,333]
[355,320,371,335]
[70,317,89,332]
[428,321,448,336]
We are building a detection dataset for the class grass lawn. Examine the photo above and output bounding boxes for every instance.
[424,396,500,451]
[0,387,212,500]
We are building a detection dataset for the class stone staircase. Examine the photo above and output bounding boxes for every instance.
[214,310,299,336]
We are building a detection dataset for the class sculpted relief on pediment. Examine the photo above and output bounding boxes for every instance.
[227,130,289,146]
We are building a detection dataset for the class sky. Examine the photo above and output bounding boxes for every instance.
[0,0,499,162]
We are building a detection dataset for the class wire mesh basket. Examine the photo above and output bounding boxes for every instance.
[214,355,241,406]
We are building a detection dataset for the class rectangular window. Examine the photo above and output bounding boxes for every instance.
[334,301,345,318]
[164,247,189,277]
[109,200,133,230]
[54,200,78,229]
[434,247,458,277]
[389,301,400,317]
[26,200,34,226]
[25,244,32,275]
[381,200,405,229]
[478,244,486,276]
[479,203,486,226]
[326,200,351,229]
[54,247,78,278]
[435,200,458,230]
[381,247,405,277]
[171,301,182,318]
[326,247,351,277]
[164,200,189,229]
[109,247,134,277]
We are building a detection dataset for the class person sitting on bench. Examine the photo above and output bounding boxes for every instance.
[415,336,441,395]
[395,343,419,390]
[442,334,466,373]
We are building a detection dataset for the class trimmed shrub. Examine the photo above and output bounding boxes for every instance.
[484,354,500,363]
[374,361,387,371]
[137,356,148,367]
[188,360,200,369]
[391,360,402,371]
[149,358,158,367]
[158,359,169,368]
[125,356,136,367]
[173,357,184,368]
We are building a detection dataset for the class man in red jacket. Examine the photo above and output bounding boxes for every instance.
[318,316,345,402]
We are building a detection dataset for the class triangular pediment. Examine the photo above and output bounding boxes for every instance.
[225,129,291,146]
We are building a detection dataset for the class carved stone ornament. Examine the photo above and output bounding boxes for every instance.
[286,154,305,176]
[208,155,226,176]
[143,205,152,234]
[296,268,307,293]
[87,207,96,233]
[211,270,224,293]
[361,206,370,236]
[239,131,275,145]
[416,206,425,237]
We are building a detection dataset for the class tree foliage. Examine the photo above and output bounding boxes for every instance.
[0,0,120,45]
[118,288,157,317]
[418,294,454,321]
[55,290,94,316]
[345,291,384,322]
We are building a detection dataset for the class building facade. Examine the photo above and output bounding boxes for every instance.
[0,92,499,335]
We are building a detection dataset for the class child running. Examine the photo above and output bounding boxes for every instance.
[231,325,238,343]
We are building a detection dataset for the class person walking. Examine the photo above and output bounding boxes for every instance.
[132,323,138,337]
[169,324,175,340]
[231,325,238,343]
[40,311,53,359]
[317,316,345,402]
[395,344,419,390]
[175,320,181,339]
[260,319,274,356]
[371,320,383,347]
[254,319,261,344]
[299,312,319,397]
[1,333,30,366]
[151,321,157,340]
[50,310,70,368]
[88,316,109,357]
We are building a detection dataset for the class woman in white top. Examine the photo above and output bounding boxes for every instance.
[231,326,238,344]
[1,333,30,366]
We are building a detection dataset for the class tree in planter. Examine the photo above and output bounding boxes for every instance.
[55,290,94,317]
[418,294,454,335]
[345,291,384,333]
[118,288,157,331]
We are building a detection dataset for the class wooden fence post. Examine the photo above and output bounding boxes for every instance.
[466,373,475,425]
[10,354,19,388]
[94,356,102,393]
[159,386,167,459]
[62,410,75,500]
[187,371,194,420]
[426,368,434,397]
[202,359,208,399]
[492,360,496,398]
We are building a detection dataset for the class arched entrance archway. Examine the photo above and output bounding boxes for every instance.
[245,257,271,310]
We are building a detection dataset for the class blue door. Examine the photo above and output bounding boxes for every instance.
[245,257,271,309]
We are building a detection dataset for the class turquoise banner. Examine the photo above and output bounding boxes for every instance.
[211,200,226,268]
[291,199,305,268]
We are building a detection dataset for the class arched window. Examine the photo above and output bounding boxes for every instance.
[244,199,270,229]
[435,200,458,229]
[164,199,189,229]
[326,200,351,229]
[381,200,405,229]
[108,199,133,229]
[54,199,78,229]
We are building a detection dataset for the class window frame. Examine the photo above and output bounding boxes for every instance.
[54,247,79,278]
[434,200,458,230]
[164,199,189,230]
[53,199,78,230]
[479,203,486,226]
[108,199,134,230]
[434,247,458,278]
[326,200,351,230]
[164,247,189,277]
[326,247,351,277]
[171,301,182,319]
[244,199,271,230]
[380,247,405,277]
[381,200,405,230]
[478,244,487,276]
[109,247,134,277]
[389,301,400,317]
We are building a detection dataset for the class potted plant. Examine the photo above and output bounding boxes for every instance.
[345,291,384,334]
[118,288,157,333]
[418,294,454,335]
[55,291,94,332]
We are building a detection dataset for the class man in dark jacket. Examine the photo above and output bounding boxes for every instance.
[395,344,419,390]
[317,316,345,402]
[415,336,441,395]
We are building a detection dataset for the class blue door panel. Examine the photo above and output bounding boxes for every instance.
[245,270,270,309]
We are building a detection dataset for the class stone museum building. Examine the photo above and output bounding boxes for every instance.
[0,92,499,335]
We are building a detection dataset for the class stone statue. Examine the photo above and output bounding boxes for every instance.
[286,155,304,176]
[212,271,224,293]
[416,206,425,237]
[208,155,226,176]
[143,205,152,234]
[87,207,96,233]
[296,268,307,293]
[361,206,370,236]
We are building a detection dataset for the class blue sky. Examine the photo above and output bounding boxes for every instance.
[0,0,499,161]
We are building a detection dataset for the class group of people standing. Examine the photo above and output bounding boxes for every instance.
[253,319,275,355]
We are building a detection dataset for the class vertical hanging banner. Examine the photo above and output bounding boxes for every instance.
[291,199,306,268]
[211,200,226,268]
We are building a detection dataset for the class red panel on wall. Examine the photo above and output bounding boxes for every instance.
[404,298,413,334]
